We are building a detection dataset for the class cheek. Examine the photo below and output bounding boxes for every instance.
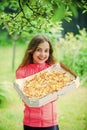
[33,52,38,59]
[47,52,50,57]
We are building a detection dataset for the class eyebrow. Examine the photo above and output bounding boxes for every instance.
[37,46,50,49]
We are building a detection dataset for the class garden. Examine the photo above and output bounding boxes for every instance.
[0,1,87,130]
[0,28,87,130]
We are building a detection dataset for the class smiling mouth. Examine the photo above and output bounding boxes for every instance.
[38,57,45,60]
[38,57,46,60]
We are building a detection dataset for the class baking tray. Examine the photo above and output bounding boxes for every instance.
[13,63,80,107]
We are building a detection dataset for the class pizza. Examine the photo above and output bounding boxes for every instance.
[23,70,72,98]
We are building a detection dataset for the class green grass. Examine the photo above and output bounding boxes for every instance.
[0,45,87,130]
[58,88,87,130]
[0,44,27,82]
[0,84,87,130]
[0,83,24,130]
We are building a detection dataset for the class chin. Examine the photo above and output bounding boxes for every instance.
[38,60,46,64]
[34,59,47,64]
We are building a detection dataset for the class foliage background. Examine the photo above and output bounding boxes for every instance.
[0,0,87,130]
[0,29,87,130]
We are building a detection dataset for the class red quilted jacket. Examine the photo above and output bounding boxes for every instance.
[16,63,58,127]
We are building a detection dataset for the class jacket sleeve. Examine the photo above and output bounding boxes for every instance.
[16,67,25,79]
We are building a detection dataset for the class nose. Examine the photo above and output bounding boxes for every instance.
[40,51,45,57]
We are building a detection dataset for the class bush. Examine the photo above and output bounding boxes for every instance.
[54,29,87,86]
[0,31,12,46]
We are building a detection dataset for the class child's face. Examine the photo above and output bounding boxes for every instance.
[33,41,50,64]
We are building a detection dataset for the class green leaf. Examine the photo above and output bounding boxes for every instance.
[52,5,65,21]
[69,5,78,18]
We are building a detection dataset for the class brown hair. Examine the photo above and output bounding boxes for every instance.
[17,34,56,69]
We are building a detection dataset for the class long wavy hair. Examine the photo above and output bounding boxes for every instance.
[17,34,56,69]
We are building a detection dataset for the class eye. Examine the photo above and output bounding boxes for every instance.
[36,48,41,52]
[45,49,49,53]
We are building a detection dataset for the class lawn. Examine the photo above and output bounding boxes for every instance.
[0,83,87,130]
[58,88,87,130]
[0,45,87,130]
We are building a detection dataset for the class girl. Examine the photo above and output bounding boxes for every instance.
[16,34,59,130]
